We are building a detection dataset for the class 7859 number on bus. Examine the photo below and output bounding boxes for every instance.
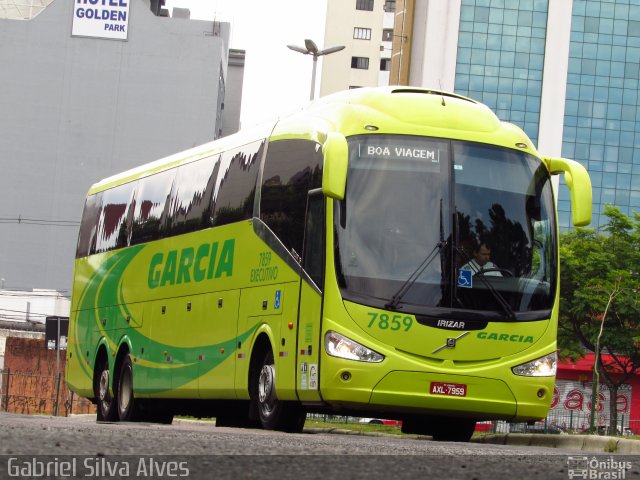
[367,312,413,331]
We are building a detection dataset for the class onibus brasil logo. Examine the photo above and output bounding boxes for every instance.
[567,456,632,479]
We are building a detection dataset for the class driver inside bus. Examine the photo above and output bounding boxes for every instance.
[461,243,502,276]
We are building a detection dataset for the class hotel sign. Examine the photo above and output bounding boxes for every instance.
[72,0,130,40]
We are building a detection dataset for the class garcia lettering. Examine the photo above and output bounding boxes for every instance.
[477,331,534,343]
[148,239,234,288]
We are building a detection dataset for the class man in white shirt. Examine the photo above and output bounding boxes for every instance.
[461,243,502,276]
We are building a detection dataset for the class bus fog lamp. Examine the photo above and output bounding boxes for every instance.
[325,331,384,363]
[512,352,557,377]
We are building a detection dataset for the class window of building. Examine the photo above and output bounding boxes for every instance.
[380,58,391,71]
[356,0,374,11]
[382,29,393,42]
[384,0,395,12]
[354,27,372,40]
[351,56,370,69]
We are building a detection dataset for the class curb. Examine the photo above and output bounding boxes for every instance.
[473,433,640,454]
[79,416,640,453]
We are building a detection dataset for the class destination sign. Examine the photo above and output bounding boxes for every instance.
[352,137,448,173]
[359,145,441,162]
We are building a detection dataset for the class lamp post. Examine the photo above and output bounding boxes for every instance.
[287,39,345,100]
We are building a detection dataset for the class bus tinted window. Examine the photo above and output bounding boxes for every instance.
[166,155,219,237]
[303,192,325,289]
[260,140,323,258]
[95,182,136,254]
[130,169,175,245]
[212,141,263,226]
[76,192,103,258]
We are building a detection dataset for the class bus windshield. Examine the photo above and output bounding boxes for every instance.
[334,134,557,321]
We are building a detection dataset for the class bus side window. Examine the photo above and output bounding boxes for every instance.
[165,155,219,237]
[130,169,176,246]
[302,191,325,290]
[260,140,323,259]
[212,141,263,226]
[95,182,136,254]
[76,192,103,258]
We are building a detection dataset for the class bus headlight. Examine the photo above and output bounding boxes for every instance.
[325,331,384,363]
[512,352,557,377]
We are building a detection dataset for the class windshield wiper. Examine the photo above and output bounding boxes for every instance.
[454,246,516,320]
[385,240,447,310]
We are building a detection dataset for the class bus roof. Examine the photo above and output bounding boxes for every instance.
[87,87,536,196]
[271,87,534,151]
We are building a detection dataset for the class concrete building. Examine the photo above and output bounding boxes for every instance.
[320,0,395,96]
[221,49,246,136]
[0,289,69,324]
[0,0,243,292]
[391,0,640,230]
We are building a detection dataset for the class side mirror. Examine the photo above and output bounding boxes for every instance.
[545,157,592,227]
[322,132,348,200]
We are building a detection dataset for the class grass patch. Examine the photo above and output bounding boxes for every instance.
[304,419,404,435]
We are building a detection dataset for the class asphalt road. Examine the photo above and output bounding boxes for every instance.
[0,413,639,480]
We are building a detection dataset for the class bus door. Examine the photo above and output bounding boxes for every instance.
[296,190,325,402]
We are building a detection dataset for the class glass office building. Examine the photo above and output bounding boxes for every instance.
[449,0,640,230]
[455,0,548,147]
[561,0,640,228]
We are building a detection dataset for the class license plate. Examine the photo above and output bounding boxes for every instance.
[429,382,467,397]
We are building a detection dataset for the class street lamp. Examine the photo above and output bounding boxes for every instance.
[287,39,345,100]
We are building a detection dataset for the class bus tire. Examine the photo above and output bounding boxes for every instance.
[95,356,118,422]
[117,354,136,422]
[250,349,306,433]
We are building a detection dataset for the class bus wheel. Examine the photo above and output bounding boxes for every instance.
[117,354,136,421]
[251,349,305,433]
[95,357,117,422]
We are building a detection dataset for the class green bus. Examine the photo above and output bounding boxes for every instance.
[66,87,591,441]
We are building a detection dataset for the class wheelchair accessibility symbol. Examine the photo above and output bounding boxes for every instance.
[457,269,472,288]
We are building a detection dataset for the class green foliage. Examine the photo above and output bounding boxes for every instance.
[559,205,640,371]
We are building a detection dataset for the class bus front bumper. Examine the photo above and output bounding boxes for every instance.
[320,370,554,422]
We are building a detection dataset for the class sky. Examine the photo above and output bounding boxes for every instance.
[164,0,329,128]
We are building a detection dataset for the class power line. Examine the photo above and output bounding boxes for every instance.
[0,290,70,298]
[0,216,80,227]
[0,307,49,318]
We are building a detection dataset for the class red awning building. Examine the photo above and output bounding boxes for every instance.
[552,353,640,434]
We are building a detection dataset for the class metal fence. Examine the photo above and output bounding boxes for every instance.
[478,414,638,436]
[307,412,639,436]
[0,368,93,416]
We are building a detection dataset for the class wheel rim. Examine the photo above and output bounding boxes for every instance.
[258,363,276,417]
[119,364,132,416]
[98,368,111,412]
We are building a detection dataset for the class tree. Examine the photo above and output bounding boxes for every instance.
[559,205,640,432]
